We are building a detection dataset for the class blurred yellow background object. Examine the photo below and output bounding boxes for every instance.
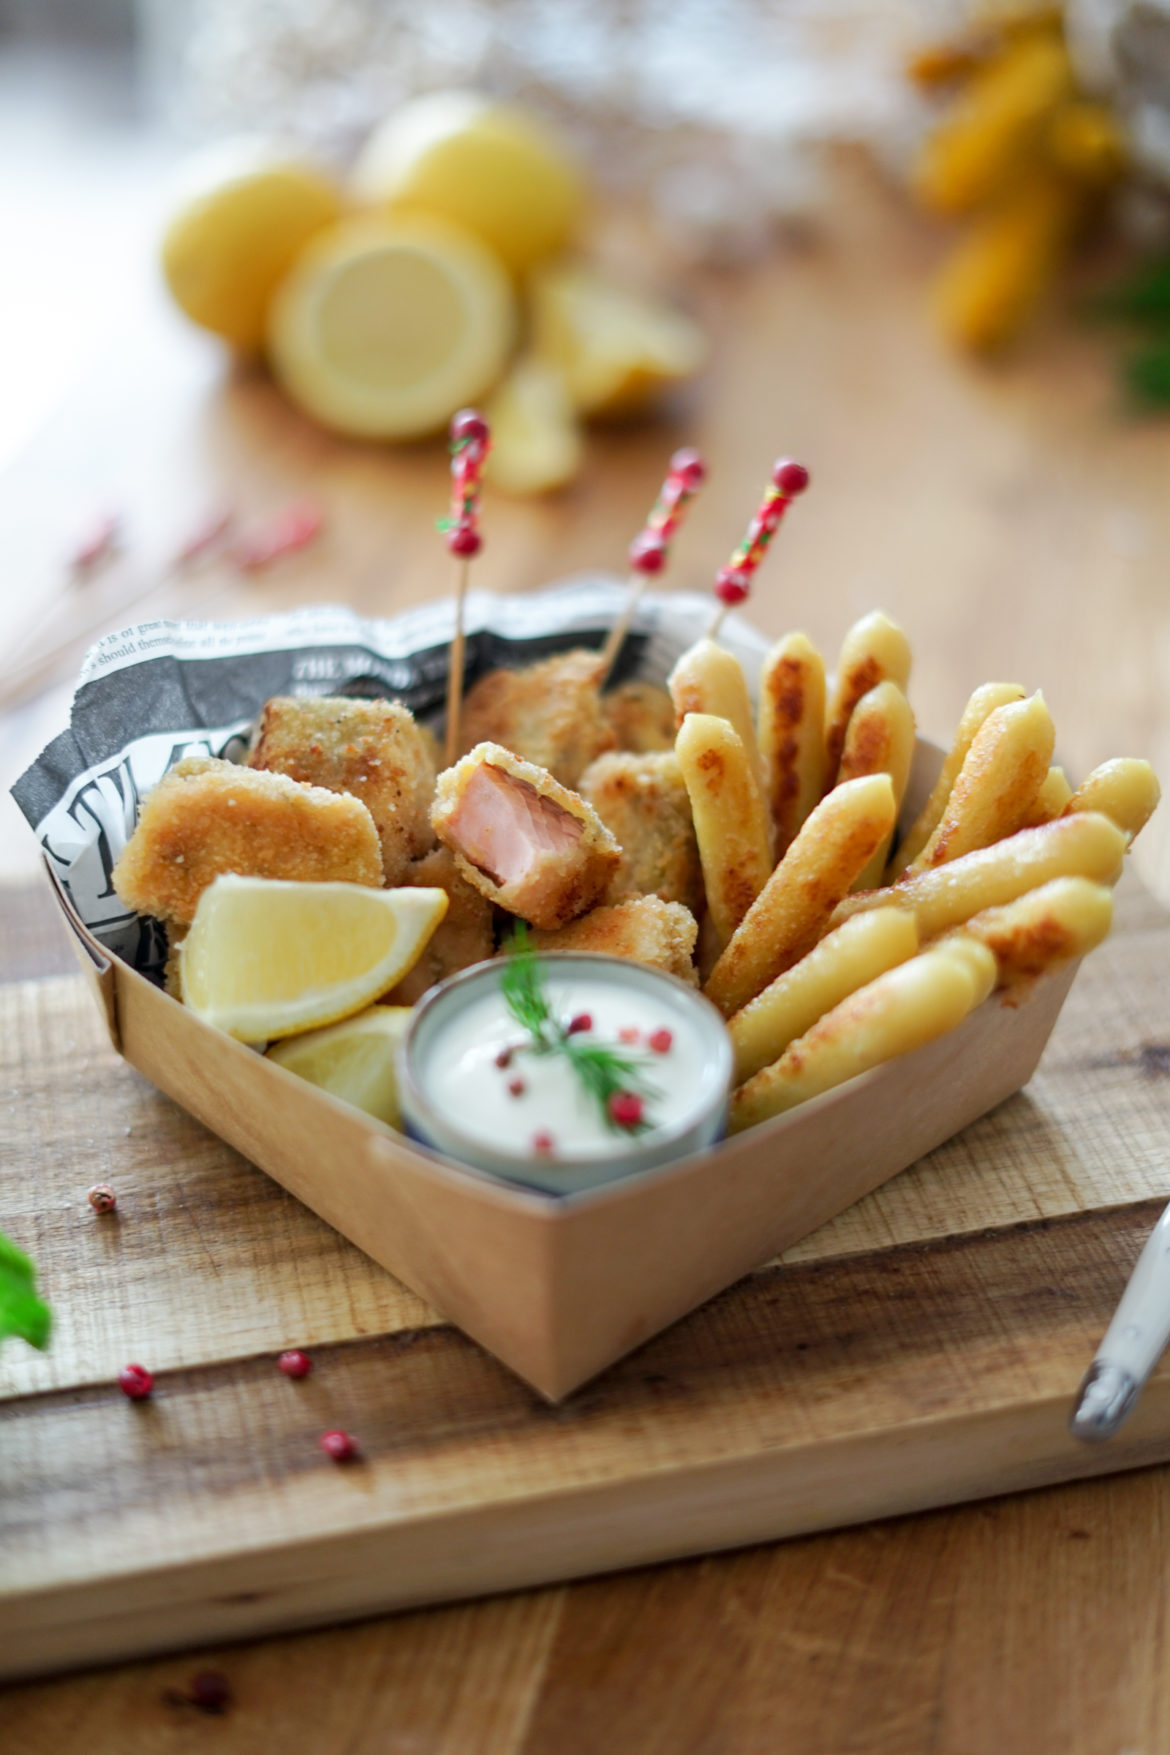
[351,90,587,277]
[161,141,343,352]
[483,355,584,495]
[267,213,516,438]
[531,264,707,417]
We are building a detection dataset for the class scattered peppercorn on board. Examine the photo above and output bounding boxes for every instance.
[5,872,1170,1680]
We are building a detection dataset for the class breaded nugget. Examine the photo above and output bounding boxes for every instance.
[248,695,435,884]
[384,846,496,1004]
[601,680,676,753]
[113,755,383,926]
[458,649,616,787]
[432,742,620,931]
[523,896,699,986]
[579,750,703,913]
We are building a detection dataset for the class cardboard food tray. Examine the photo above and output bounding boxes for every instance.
[43,746,1079,1402]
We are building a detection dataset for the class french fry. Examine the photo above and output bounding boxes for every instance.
[829,811,1127,941]
[889,680,1026,877]
[927,932,998,1006]
[757,632,827,856]
[729,905,919,1085]
[668,638,767,798]
[1064,758,1160,844]
[836,680,917,889]
[1021,765,1072,828]
[902,691,1055,875]
[823,612,912,788]
[952,876,1113,989]
[675,713,773,951]
[729,939,996,1132]
[704,773,896,1017]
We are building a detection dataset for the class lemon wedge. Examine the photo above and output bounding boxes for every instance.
[268,213,516,438]
[180,876,448,1042]
[531,265,707,417]
[161,140,343,352]
[484,356,584,495]
[267,1005,413,1125]
[352,91,586,277]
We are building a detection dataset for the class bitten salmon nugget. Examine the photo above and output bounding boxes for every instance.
[432,742,620,931]
[458,649,616,787]
[112,756,384,926]
[384,845,496,1004]
[523,896,700,986]
[579,750,703,913]
[248,694,435,885]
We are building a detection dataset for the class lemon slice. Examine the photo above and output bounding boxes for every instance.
[267,1005,413,1125]
[352,91,586,277]
[180,875,448,1042]
[531,265,707,417]
[161,139,343,352]
[484,356,584,495]
[268,213,516,438]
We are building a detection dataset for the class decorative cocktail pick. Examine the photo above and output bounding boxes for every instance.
[707,457,809,639]
[599,447,707,681]
[441,408,491,766]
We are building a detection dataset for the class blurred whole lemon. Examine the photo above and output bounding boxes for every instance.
[268,213,516,439]
[161,140,343,352]
[351,91,587,277]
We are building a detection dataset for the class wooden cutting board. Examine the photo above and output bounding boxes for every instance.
[4,871,1170,1682]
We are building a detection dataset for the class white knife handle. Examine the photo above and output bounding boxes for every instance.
[1071,1201,1170,1442]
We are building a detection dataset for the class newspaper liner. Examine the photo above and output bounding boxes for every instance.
[11,579,1078,1402]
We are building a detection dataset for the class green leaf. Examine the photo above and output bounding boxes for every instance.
[1123,343,1170,407]
[0,1231,51,1350]
[1088,258,1170,326]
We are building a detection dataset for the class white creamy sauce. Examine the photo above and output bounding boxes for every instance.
[422,975,719,1161]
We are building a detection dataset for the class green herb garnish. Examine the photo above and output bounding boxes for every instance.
[500,928,659,1133]
[0,1231,50,1351]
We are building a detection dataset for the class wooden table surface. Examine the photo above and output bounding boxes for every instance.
[4,169,1170,1751]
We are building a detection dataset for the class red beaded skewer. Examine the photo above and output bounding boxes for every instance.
[442,408,491,766]
[707,458,809,638]
[599,447,707,680]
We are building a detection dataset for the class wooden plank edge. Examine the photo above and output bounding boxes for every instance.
[3,1378,1170,1683]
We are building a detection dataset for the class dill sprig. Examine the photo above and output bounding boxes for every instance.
[500,928,659,1133]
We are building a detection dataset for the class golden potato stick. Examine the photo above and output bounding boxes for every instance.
[1021,765,1072,828]
[675,713,773,952]
[1064,758,1161,844]
[669,637,767,799]
[953,876,1113,988]
[927,933,998,1006]
[836,680,916,890]
[729,905,919,1085]
[829,812,1127,941]
[823,611,912,789]
[704,773,896,1018]
[729,940,995,1133]
[757,631,827,857]
[889,681,1025,877]
[902,691,1055,877]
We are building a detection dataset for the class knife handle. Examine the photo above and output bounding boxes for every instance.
[1071,1201,1170,1442]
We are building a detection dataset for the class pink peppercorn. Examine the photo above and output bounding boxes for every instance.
[507,1077,527,1097]
[567,1013,593,1035]
[532,1131,556,1156]
[118,1363,153,1400]
[648,1029,673,1054]
[320,1429,359,1462]
[88,1183,117,1214]
[278,1350,312,1379]
[619,1026,640,1044]
[608,1091,645,1129]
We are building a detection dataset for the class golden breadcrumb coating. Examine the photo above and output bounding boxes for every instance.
[384,846,496,1004]
[601,680,676,753]
[579,750,703,914]
[432,741,620,931]
[525,896,699,986]
[113,755,383,926]
[459,649,616,787]
[248,694,435,884]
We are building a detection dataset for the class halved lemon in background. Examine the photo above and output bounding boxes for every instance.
[484,355,584,495]
[268,213,516,438]
[267,1005,413,1125]
[161,139,343,352]
[180,876,448,1041]
[531,264,707,417]
[352,90,586,277]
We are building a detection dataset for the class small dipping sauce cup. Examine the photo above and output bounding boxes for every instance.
[400,953,734,1194]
